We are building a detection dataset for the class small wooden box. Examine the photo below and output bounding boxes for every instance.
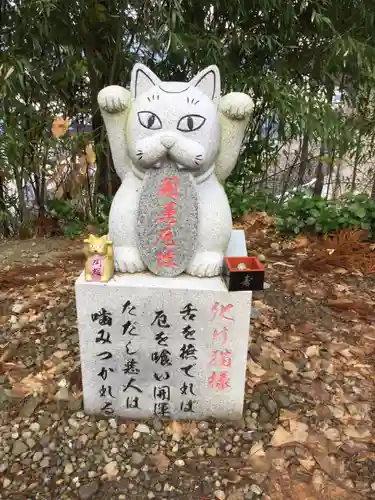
[222,256,265,291]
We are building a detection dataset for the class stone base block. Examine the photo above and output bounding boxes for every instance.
[75,230,252,420]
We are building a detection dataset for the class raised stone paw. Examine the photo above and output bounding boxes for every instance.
[220,92,254,121]
[186,251,224,278]
[114,246,146,273]
[98,85,130,114]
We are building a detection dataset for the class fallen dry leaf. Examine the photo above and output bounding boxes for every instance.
[249,441,266,458]
[168,420,183,441]
[10,369,56,397]
[289,419,308,443]
[151,452,170,474]
[248,359,267,377]
[298,457,315,471]
[305,345,320,357]
[323,427,341,441]
[293,235,310,249]
[264,328,282,339]
[328,405,346,420]
[344,425,371,440]
[85,143,96,165]
[51,116,69,138]
[271,426,293,447]
[283,360,298,375]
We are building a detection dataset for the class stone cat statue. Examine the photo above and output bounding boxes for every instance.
[98,64,253,277]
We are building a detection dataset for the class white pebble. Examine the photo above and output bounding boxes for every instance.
[97,420,107,431]
[3,478,11,488]
[29,423,40,432]
[250,484,263,494]
[135,424,150,434]
[64,463,74,475]
[174,459,185,467]
[68,418,80,429]
[40,458,50,468]
[118,424,127,434]
[104,460,119,477]
[109,418,117,429]
[33,451,43,462]
[132,431,141,440]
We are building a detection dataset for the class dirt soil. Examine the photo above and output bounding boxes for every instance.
[0,220,374,500]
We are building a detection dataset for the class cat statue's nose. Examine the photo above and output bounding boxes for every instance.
[160,135,176,149]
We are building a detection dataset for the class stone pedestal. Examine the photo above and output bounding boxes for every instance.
[75,230,251,420]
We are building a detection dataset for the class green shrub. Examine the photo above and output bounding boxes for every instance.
[225,182,278,219]
[45,195,113,237]
[276,192,375,237]
[46,199,85,237]
[89,194,112,236]
[46,199,77,220]
[62,219,85,237]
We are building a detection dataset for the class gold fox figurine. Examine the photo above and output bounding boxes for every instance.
[84,234,114,282]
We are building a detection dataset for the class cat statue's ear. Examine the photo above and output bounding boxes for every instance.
[131,63,161,98]
[190,65,221,106]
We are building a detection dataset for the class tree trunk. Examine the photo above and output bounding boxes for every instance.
[81,0,125,201]
[297,132,309,185]
[351,131,362,192]
[371,174,375,201]
[313,82,332,197]
[91,104,109,197]
[13,166,27,223]
[0,173,10,237]
[313,142,326,196]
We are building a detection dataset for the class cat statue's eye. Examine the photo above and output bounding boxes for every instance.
[138,111,162,130]
[177,114,206,132]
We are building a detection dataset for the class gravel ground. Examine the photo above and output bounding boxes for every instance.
[0,232,374,500]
